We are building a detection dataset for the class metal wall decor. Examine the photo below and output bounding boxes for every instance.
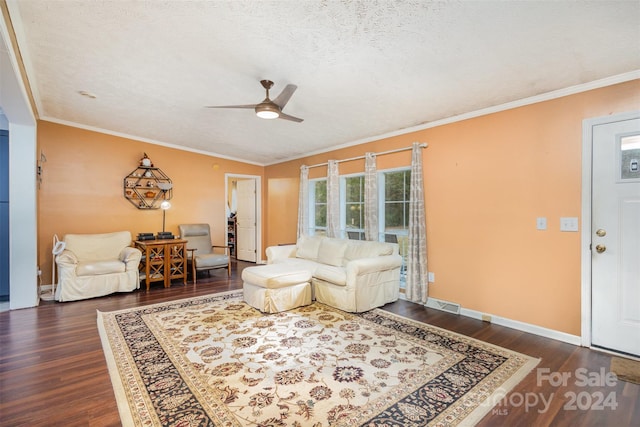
[124,154,173,209]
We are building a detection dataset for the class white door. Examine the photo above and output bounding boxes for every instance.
[591,116,640,356]
[236,179,257,262]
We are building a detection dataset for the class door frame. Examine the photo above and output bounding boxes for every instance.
[580,110,640,348]
[225,173,262,263]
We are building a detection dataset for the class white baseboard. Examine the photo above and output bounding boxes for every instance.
[399,293,581,346]
[459,307,582,346]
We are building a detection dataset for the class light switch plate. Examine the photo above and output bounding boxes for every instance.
[560,217,579,232]
[536,217,547,230]
[428,272,435,283]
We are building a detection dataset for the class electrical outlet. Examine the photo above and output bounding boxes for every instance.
[481,314,492,322]
[428,272,435,283]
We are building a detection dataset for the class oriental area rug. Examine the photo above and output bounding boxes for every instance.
[97,291,538,426]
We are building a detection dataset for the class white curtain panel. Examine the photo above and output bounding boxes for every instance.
[327,160,340,238]
[297,165,309,239]
[364,152,378,241]
[406,142,428,304]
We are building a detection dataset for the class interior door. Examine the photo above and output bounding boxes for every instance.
[591,116,640,356]
[236,179,257,262]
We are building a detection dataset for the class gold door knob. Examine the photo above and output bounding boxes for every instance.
[595,244,606,253]
[596,229,606,237]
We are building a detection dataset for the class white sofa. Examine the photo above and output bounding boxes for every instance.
[55,231,142,302]
[265,235,402,312]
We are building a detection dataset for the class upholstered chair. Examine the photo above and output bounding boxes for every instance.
[55,231,141,301]
[178,224,231,283]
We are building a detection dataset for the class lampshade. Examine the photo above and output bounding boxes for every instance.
[157,182,173,191]
[160,200,171,210]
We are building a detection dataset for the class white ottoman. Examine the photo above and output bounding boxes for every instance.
[242,264,313,313]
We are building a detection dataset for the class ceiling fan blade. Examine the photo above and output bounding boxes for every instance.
[272,84,297,109]
[278,111,304,123]
[205,104,257,109]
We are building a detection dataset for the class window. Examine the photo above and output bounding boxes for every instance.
[381,169,411,236]
[309,179,327,235]
[307,168,411,243]
[380,169,410,284]
[344,175,364,234]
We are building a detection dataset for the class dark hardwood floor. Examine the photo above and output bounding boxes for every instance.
[1,259,638,426]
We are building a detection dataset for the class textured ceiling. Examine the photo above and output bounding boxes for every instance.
[7,0,640,165]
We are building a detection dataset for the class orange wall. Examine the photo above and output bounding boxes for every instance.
[36,81,639,336]
[265,80,640,336]
[37,121,264,284]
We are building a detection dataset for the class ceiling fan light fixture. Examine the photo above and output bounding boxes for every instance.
[255,102,280,119]
[256,110,279,119]
[207,80,302,122]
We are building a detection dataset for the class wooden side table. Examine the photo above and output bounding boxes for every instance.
[135,239,187,290]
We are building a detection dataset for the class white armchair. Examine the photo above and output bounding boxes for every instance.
[55,231,141,302]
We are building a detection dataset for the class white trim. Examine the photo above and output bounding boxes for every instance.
[40,117,264,167]
[268,71,640,166]
[403,296,582,346]
[580,111,640,348]
[459,307,582,347]
[0,12,39,310]
[581,117,593,347]
[32,71,638,169]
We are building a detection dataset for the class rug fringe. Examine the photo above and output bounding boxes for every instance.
[97,311,137,427]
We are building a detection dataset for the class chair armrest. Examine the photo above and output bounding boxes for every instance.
[55,249,78,267]
[55,250,79,282]
[120,247,142,271]
[266,245,296,264]
[346,255,402,279]
[212,245,230,255]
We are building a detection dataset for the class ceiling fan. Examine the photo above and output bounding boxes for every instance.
[207,80,303,123]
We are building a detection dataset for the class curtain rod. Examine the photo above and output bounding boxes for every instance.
[305,142,428,169]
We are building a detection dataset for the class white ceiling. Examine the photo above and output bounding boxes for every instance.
[7,0,640,165]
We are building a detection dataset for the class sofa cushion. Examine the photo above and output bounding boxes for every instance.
[314,264,347,286]
[343,240,395,265]
[317,238,348,267]
[64,231,132,262]
[242,264,312,289]
[296,235,323,261]
[195,253,228,268]
[272,257,319,274]
[76,260,126,276]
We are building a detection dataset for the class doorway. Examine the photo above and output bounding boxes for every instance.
[226,174,261,263]
[582,111,640,357]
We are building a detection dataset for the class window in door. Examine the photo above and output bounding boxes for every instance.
[620,134,640,181]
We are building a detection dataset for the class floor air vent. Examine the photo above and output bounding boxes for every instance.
[425,297,461,315]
